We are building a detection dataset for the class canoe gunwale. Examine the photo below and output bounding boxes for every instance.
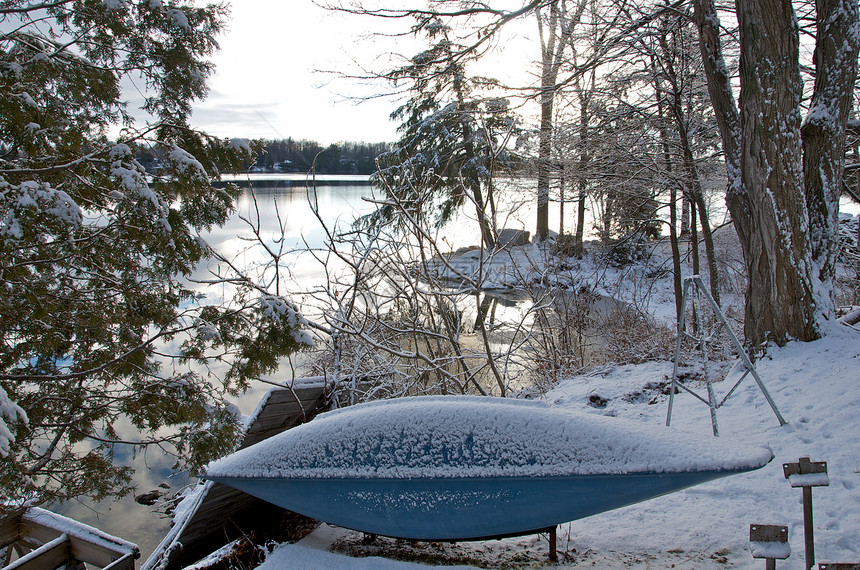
[204,466,760,483]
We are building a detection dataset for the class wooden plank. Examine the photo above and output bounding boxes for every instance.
[4,533,71,570]
[750,524,788,543]
[783,457,828,476]
[262,387,324,408]
[250,405,313,423]
[260,388,325,410]
[10,511,137,569]
[66,533,138,568]
[248,397,324,420]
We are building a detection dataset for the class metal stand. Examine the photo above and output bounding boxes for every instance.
[666,276,787,436]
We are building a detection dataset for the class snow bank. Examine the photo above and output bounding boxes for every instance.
[540,325,860,565]
[205,395,772,480]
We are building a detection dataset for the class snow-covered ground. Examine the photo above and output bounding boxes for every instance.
[199,225,860,568]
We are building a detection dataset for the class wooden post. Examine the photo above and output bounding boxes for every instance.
[784,457,829,570]
[547,526,557,562]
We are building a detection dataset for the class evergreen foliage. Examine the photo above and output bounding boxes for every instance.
[368,16,518,246]
[254,139,389,174]
[0,0,308,507]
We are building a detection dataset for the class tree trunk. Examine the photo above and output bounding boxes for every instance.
[575,181,586,258]
[535,1,577,242]
[536,85,553,242]
[559,169,565,236]
[692,0,748,239]
[690,199,701,279]
[802,0,859,288]
[680,191,691,237]
[693,0,844,346]
[659,27,721,305]
[653,54,684,322]
[668,183,684,323]
[856,146,860,273]
[681,137,721,306]
[574,86,590,258]
[736,0,819,345]
[536,6,558,242]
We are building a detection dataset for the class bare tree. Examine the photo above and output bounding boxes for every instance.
[305,175,537,402]
[535,0,581,241]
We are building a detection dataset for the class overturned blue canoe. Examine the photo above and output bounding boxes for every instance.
[205,396,772,540]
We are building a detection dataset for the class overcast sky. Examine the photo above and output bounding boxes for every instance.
[188,1,540,146]
[190,2,405,145]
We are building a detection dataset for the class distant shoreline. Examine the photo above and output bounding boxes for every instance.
[213,173,373,188]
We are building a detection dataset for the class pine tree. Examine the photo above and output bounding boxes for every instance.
[369,16,518,248]
[0,0,309,506]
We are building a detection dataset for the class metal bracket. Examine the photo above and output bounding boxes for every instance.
[750,524,790,569]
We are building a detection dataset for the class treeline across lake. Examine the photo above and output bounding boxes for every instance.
[248,139,390,175]
[135,138,391,175]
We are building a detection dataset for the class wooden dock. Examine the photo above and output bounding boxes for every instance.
[143,380,328,570]
[1,507,139,569]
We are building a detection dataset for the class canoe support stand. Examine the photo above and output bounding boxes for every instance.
[548,526,557,561]
[666,276,787,436]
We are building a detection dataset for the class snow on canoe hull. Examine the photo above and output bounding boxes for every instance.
[204,396,772,540]
[206,468,754,540]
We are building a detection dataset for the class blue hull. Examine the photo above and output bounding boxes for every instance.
[207,469,746,540]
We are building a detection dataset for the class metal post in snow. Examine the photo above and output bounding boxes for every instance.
[784,457,829,570]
